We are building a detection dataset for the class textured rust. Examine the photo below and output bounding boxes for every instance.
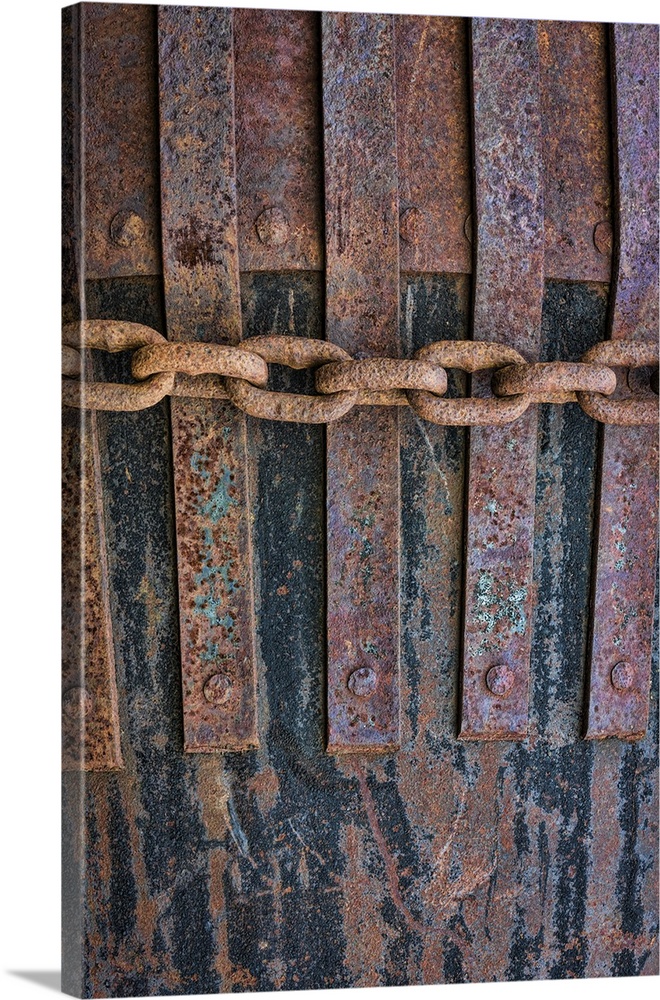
[540,21,612,281]
[316,358,447,396]
[62,404,122,771]
[239,334,351,369]
[395,15,471,274]
[80,4,160,279]
[493,362,617,399]
[226,379,356,423]
[234,8,323,271]
[323,11,401,752]
[64,11,659,994]
[586,23,659,739]
[409,340,529,425]
[225,335,356,422]
[461,19,544,740]
[409,391,530,427]
[62,320,175,410]
[158,6,258,751]
[131,342,269,386]
[578,392,659,426]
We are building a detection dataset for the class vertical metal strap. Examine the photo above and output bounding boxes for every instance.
[586,24,659,740]
[62,7,122,771]
[62,407,124,771]
[80,3,160,280]
[158,7,258,752]
[460,20,544,740]
[233,8,323,273]
[322,12,401,752]
[395,14,471,276]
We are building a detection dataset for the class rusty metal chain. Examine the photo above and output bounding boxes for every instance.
[62,323,659,426]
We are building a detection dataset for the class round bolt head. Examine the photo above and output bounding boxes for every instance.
[203,673,233,706]
[347,666,377,698]
[62,685,94,717]
[593,220,613,256]
[610,661,634,691]
[255,207,290,247]
[110,210,146,248]
[485,664,515,697]
[399,206,425,245]
[463,213,473,244]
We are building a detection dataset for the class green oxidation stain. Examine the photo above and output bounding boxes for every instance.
[190,452,211,483]
[200,640,220,662]
[193,524,239,629]
[363,640,378,656]
[199,466,238,523]
[474,571,528,655]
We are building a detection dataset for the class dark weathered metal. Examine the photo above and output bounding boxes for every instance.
[62,7,123,774]
[395,15,471,275]
[460,19,544,740]
[62,402,123,772]
[234,8,323,271]
[64,9,660,994]
[586,23,659,740]
[322,12,401,752]
[539,20,612,282]
[158,6,258,751]
[80,3,160,279]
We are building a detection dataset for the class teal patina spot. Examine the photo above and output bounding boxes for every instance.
[199,467,238,522]
[200,640,220,662]
[191,451,211,482]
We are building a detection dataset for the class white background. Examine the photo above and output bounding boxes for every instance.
[0,1,657,998]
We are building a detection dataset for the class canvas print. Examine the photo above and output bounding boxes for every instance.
[62,4,659,997]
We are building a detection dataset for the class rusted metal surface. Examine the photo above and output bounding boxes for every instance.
[233,8,323,272]
[323,11,401,752]
[493,361,617,400]
[540,21,612,282]
[158,5,258,751]
[62,7,123,775]
[225,334,357,422]
[461,19,544,740]
[62,320,175,410]
[80,3,160,279]
[64,9,659,995]
[578,340,659,424]
[586,23,659,740]
[69,270,659,995]
[316,358,447,396]
[64,329,654,423]
[132,342,269,385]
[409,340,529,425]
[62,403,123,772]
[395,15,471,275]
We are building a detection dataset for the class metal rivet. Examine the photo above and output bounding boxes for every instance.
[255,207,289,247]
[463,213,473,244]
[399,206,425,244]
[110,210,146,247]
[593,220,613,255]
[347,666,377,698]
[610,661,634,691]
[203,673,233,705]
[485,664,514,697]
[62,685,94,716]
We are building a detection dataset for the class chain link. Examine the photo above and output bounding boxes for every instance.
[62,322,659,426]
